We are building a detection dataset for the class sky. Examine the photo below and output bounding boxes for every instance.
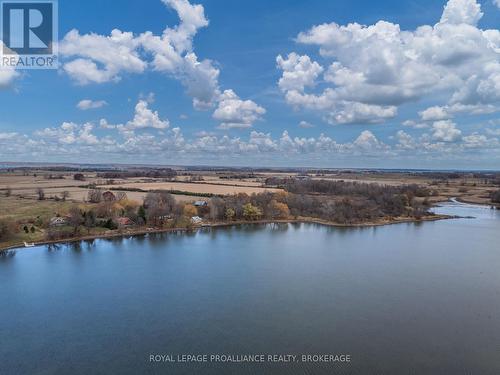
[2,0,500,169]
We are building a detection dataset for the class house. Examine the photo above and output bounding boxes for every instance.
[102,191,116,202]
[296,175,311,180]
[194,201,208,207]
[49,217,67,227]
[116,217,134,227]
[191,216,203,224]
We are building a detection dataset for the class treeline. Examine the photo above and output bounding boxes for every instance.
[216,173,257,180]
[207,190,430,224]
[87,186,218,198]
[267,178,431,197]
[2,181,436,248]
[97,169,177,179]
[262,179,432,221]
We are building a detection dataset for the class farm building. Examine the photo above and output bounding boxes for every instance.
[102,191,117,202]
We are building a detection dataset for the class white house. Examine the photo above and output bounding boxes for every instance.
[191,216,203,224]
[49,217,67,227]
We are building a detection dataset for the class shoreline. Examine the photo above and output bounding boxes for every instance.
[451,196,499,208]
[1,214,451,253]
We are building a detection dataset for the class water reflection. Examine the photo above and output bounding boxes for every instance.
[104,236,126,246]
[129,234,147,246]
[268,223,289,232]
[82,239,96,251]
[0,249,15,260]
[47,243,63,253]
[69,242,83,253]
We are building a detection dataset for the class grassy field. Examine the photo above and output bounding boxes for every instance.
[0,196,75,222]
[0,196,79,248]
[101,181,282,195]
[192,178,265,187]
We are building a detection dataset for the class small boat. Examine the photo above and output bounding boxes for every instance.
[23,242,35,247]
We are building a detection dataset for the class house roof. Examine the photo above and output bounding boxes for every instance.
[116,217,134,225]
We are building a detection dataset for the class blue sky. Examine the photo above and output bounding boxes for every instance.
[1,0,500,169]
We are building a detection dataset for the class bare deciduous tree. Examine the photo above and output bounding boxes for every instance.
[87,189,103,203]
[68,207,84,234]
[209,197,225,221]
[115,191,127,201]
[144,191,176,227]
[37,188,45,201]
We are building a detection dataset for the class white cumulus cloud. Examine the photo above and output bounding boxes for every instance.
[100,99,170,132]
[126,100,170,130]
[432,120,462,142]
[60,0,219,109]
[298,121,315,128]
[77,99,108,110]
[276,53,323,92]
[213,90,266,129]
[60,29,146,84]
[60,0,264,125]
[419,106,451,121]
[277,0,500,125]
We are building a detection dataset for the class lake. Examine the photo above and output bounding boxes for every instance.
[1,202,500,374]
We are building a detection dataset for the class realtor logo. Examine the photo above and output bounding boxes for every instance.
[1,0,57,69]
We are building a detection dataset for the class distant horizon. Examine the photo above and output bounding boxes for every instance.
[1,160,500,173]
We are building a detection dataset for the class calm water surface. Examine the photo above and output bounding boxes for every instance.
[1,202,500,374]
